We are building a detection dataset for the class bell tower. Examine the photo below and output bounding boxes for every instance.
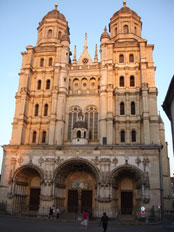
[109,0,142,42]
[37,3,69,46]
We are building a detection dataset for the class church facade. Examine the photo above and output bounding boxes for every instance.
[0,2,172,218]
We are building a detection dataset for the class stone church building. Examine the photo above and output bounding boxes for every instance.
[0,2,172,218]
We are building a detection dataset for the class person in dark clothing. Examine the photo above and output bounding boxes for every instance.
[48,206,53,219]
[100,212,109,232]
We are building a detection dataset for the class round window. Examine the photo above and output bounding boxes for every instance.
[82,58,89,64]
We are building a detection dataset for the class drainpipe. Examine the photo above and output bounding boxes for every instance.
[158,145,163,220]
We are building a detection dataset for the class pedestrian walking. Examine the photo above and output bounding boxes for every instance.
[48,206,53,219]
[99,212,108,232]
[56,207,60,219]
[81,209,88,230]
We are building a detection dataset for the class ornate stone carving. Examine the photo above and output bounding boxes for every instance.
[113,157,118,166]
[38,157,44,166]
[18,157,23,165]
[55,156,64,165]
[135,157,141,167]
[92,156,100,166]
[143,171,150,188]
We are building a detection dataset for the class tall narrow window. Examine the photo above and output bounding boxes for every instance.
[47,29,52,38]
[120,102,125,115]
[115,27,118,36]
[40,58,44,67]
[120,76,124,87]
[37,80,41,90]
[46,79,50,89]
[85,106,98,141]
[32,131,37,143]
[58,31,62,39]
[132,130,136,142]
[129,54,134,62]
[121,130,125,142]
[68,112,72,140]
[124,25,129,33]
[44,104,48,116]
[42,131,46,143]
[131,102,136,115]
[130,76,135,86]
[134,26,137,34]
[35,104,39,116]
[119,54,124,63]
[67,106,81,140]
[49,57,53,66]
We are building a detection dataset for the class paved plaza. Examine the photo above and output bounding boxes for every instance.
[0,215,174,232]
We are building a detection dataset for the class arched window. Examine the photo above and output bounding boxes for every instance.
[47,29,52,38]
[37,80,41,90]
[40,58,44,67]
[49,57,53,66]
[120,76,124,87]
[44,104,48,116]
[42,131,46,143]
[124,25,129,33]
[131,130,136,142]
[131,102,136,115]
[46,79,50,90]
[85,106,98,140]
[119,54,124,63]
[129,54,134,62]
[121,130,125,142]
[77,130,81,138]
[67,106,81,140]
[35,104,39,116]
[130,76,135,87]
[120,102,125,115]
[90,78,96,89]
[58,31,62,39]
[32,131,37,143]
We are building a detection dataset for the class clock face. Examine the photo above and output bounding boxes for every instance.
[82,58,89,64]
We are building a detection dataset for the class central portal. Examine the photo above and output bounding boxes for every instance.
[121,191,133,214]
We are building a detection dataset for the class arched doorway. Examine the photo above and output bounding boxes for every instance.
[111,165,144,215]
[54,158,99,216]
[12,165,43,213]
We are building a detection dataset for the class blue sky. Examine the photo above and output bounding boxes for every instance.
[0,0,174,175]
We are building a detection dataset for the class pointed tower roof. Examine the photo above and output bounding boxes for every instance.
[94,44,98,63]
[77,33,93,65]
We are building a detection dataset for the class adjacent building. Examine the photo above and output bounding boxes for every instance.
[163,75,174,154]
[0,2,172,218]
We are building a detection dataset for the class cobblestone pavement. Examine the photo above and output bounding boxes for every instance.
[0,215,174,232]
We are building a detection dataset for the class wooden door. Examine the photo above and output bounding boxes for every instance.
[81,190,92,215]
[68,190,78,212]
[29,188,40,211]
[121,191,133,214]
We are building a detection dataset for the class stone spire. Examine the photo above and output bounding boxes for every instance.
[84,33,88,50]
[94,44,98,63]
[73,45,77,64]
